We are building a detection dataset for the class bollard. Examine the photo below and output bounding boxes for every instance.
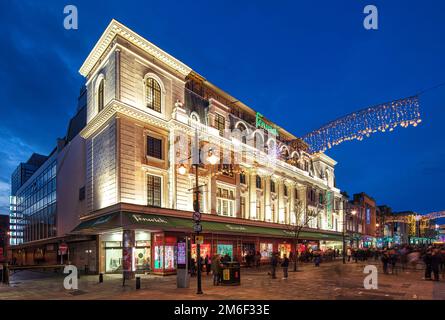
[136,276,141,290]
[99,273,103,283]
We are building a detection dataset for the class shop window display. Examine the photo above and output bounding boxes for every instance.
[260,243,273,259]
[217,244,233,260]
[191,244,211,259]
[278,243,291,259]
[105,248,122,273]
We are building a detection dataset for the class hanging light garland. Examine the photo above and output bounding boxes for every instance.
[302,96,422,153]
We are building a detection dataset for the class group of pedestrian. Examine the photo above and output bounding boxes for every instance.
[269,252,290,279]
[244,251,261,268]
[362,244,445,281]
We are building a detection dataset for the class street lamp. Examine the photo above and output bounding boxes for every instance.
[178,141,219,295]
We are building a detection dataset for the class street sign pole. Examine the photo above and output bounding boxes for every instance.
[194,162,203,295]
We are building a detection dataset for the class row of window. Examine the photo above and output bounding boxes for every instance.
[96,76,163,114]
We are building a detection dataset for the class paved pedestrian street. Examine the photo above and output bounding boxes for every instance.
[1,260,444,300]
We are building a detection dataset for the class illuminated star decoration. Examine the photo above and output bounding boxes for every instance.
[302,96,422,154]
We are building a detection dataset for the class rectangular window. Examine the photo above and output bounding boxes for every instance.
[215,113,225,137]
[270,180,275,193]
[216,185,235,217]
[284,185,288,197]
[239,173,246,185]
[256,176,262,189]
[147,136,163,159]
[147,175,162,207]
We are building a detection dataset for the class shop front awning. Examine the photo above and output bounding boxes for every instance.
[71,211,344,242]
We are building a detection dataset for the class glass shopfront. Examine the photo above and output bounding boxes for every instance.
[153,234,177,272]
[103,231,151,274]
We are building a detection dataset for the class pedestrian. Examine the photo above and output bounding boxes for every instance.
[423,250,432,280]
[390,250,398,275]
[281,254,289,279]
[205,254,211,276]
[346,247,352,262]
[211,255,222,285]
[381,251,389,274]
[314,251,321,267]
[270,252,278,279]
[190,257,196,277]
[255,251,261,268]
[431,249,441,281]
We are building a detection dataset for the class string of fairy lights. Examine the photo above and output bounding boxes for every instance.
[302,96,422,153]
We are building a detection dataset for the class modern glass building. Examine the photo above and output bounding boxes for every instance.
[13,155,57,244]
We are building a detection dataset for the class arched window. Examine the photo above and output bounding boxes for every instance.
[254,132,264,151]
[190,112,200,123]
[236,123,248,144]
[145,78,162,112]
[97,78,104,112]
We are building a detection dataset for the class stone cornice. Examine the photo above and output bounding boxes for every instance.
[79,19,192,78]
[80,100,169,139]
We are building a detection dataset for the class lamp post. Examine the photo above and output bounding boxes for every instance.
[178,131,218,295]
[342,205,357,264]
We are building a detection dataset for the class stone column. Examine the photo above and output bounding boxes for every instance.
[249,170,257,220]
[264,175,271,222]
[122,229,135,280]
[235,172,241,218]
[277,178,284,224]
[210,175,217,214]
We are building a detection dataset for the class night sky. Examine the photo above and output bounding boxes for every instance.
[0,0,444,220]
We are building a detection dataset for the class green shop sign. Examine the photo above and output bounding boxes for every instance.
[256,112,278,136]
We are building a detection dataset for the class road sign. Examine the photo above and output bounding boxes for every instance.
[195,236,204,244]
[193,211,201,222]
[193,223,202,233]
[59,243,68,255]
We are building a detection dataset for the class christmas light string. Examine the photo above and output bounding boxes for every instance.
[302,96,422,153]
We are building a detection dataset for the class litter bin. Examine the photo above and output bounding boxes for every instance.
[220,262,241,286]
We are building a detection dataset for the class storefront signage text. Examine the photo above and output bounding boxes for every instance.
[131,214,168,224]
[256,112,278,136]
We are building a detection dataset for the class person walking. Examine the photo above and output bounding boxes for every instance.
[256,251,262,268]
[346,247,352,263]
[281,254,289,279]
[381,251,389,274]
[431,249,441,281]
[314,251,321,267]
[423,250,433,280]
[270,252,278,279]
[211,255,222,285]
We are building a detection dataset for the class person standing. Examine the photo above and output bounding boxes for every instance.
[423,250,433,280]
[270,253,278,279]
[205,254,211,276]
[281,254,289,279]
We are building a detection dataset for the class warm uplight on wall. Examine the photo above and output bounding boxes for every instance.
[178,164,187,175]
[351,210,357,215]
[207,148,219,165]
[376,223,380,227]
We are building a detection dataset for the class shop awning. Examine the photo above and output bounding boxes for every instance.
[72,211,344,242]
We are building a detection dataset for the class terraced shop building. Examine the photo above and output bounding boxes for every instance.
[70,19,346,276]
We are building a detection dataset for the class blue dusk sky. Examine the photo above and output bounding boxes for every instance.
[0,0,444,220]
